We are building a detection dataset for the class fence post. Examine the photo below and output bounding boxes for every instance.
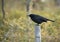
[35,24,41,42]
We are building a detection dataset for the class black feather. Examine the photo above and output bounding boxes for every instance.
[29,14,54,24]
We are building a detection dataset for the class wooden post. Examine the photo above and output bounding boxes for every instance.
[35,24,41,42]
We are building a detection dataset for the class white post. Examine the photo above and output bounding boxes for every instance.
[35,24,41,42]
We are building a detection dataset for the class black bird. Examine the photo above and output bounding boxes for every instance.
[28,14,54,24]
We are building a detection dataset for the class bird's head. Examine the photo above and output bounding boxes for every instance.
[28,14,34,18]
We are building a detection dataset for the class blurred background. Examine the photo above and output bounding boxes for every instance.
[0,0,60,42]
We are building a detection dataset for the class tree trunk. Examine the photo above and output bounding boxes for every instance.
[2,0,5,19]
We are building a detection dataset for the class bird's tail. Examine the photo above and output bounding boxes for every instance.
[48,19,55,22]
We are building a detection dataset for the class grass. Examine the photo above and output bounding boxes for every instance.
[0,7,60,42]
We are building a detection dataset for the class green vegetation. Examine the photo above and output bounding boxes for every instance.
[0,0,60,42]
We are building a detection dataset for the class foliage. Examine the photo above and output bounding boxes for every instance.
[0,0,60,42]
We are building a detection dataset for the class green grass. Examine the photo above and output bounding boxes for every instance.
[0,8,60,42]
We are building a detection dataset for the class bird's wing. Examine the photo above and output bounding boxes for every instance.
[31,14,54,22]
[35,15,48,21]
[39,16,54,22]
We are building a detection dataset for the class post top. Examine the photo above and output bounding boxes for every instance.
[35,24,39,26]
